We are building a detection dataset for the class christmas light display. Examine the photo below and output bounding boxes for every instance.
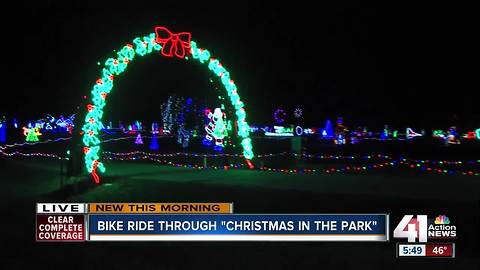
[191,40,253,158]
[82,26,254,183]
[406,128,422,139]
[97,151,480,177]
[2,144,478,177]
[446,126,460,145]
[150,123,159,150]
[303,128,316,135]
[380,126,389,140]
[56,115,75,129]
[177,125,192,148]
[0,137,71,149]
[462,131,476,140]
[31,114,76,134]
[161,96,174,132]
[151,122,159,134]
[476,128,480,139]
[293,108,303,118]
[154,26,191,58]
[204,108,228,150]
[102,151,247,171]
[265,126,294,137]
[135,133,143,144]
[0,135,150,152]
[44,122,53,131]
[0,149,64,159]
[334,117,348,144]
[23,126,41,142]
[295,126,303,136]
[0,117,6,143]
[432,130,446,139]
[150,133,159,150]
[274,109,286,124]
[349,127,364,144]
[174,97,195,148]
[134,121,142,131]
[102,150,288,159]
[321,119,334,138]
[433,127,459,145]
[335,134,346,145]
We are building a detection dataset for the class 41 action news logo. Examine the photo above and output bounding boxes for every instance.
[393,215,457,242]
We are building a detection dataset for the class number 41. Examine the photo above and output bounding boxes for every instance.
[393,215,428,242]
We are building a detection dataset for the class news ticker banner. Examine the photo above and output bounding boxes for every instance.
[36,203,388,242]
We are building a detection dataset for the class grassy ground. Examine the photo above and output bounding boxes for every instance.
[1,157,479,269]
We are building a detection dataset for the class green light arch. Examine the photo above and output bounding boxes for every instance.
[82,28,254,183]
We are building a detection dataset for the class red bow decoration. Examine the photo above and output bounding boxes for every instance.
[155,26,191,58]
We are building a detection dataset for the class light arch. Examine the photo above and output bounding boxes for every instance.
[82,26,254,183]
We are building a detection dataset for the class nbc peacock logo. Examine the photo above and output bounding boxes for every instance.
[434,215,450,225]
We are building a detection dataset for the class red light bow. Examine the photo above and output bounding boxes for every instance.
[154,26,191,58]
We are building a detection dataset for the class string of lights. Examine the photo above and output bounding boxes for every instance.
[103,150,287,158]
[102,151,479,176]
[258,161,397,174]
[102,152,479,176]
[400,160,478,176]
[4,134,476,168]
[404,159,478,166]
[0,137,71,149]
[294,153,393,161]
[296,153,479,166]
[103,154,247,171]
[0,148,65,159]
[0,134,168,150]
[2,149,478,176]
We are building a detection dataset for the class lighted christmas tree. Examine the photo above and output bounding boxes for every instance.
[135,133,143,144]
[177,124,185,145]
[161,96,174,131]
[322,119,334,138]
[25,127,40,142]
[177,125,192,148]
[0,117,6,143]
[150,134,159,150]
[150,123,159,150]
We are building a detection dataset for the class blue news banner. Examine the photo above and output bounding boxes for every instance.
[88,214,388,241]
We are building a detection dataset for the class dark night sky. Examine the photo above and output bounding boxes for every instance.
[2,1,478,130]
